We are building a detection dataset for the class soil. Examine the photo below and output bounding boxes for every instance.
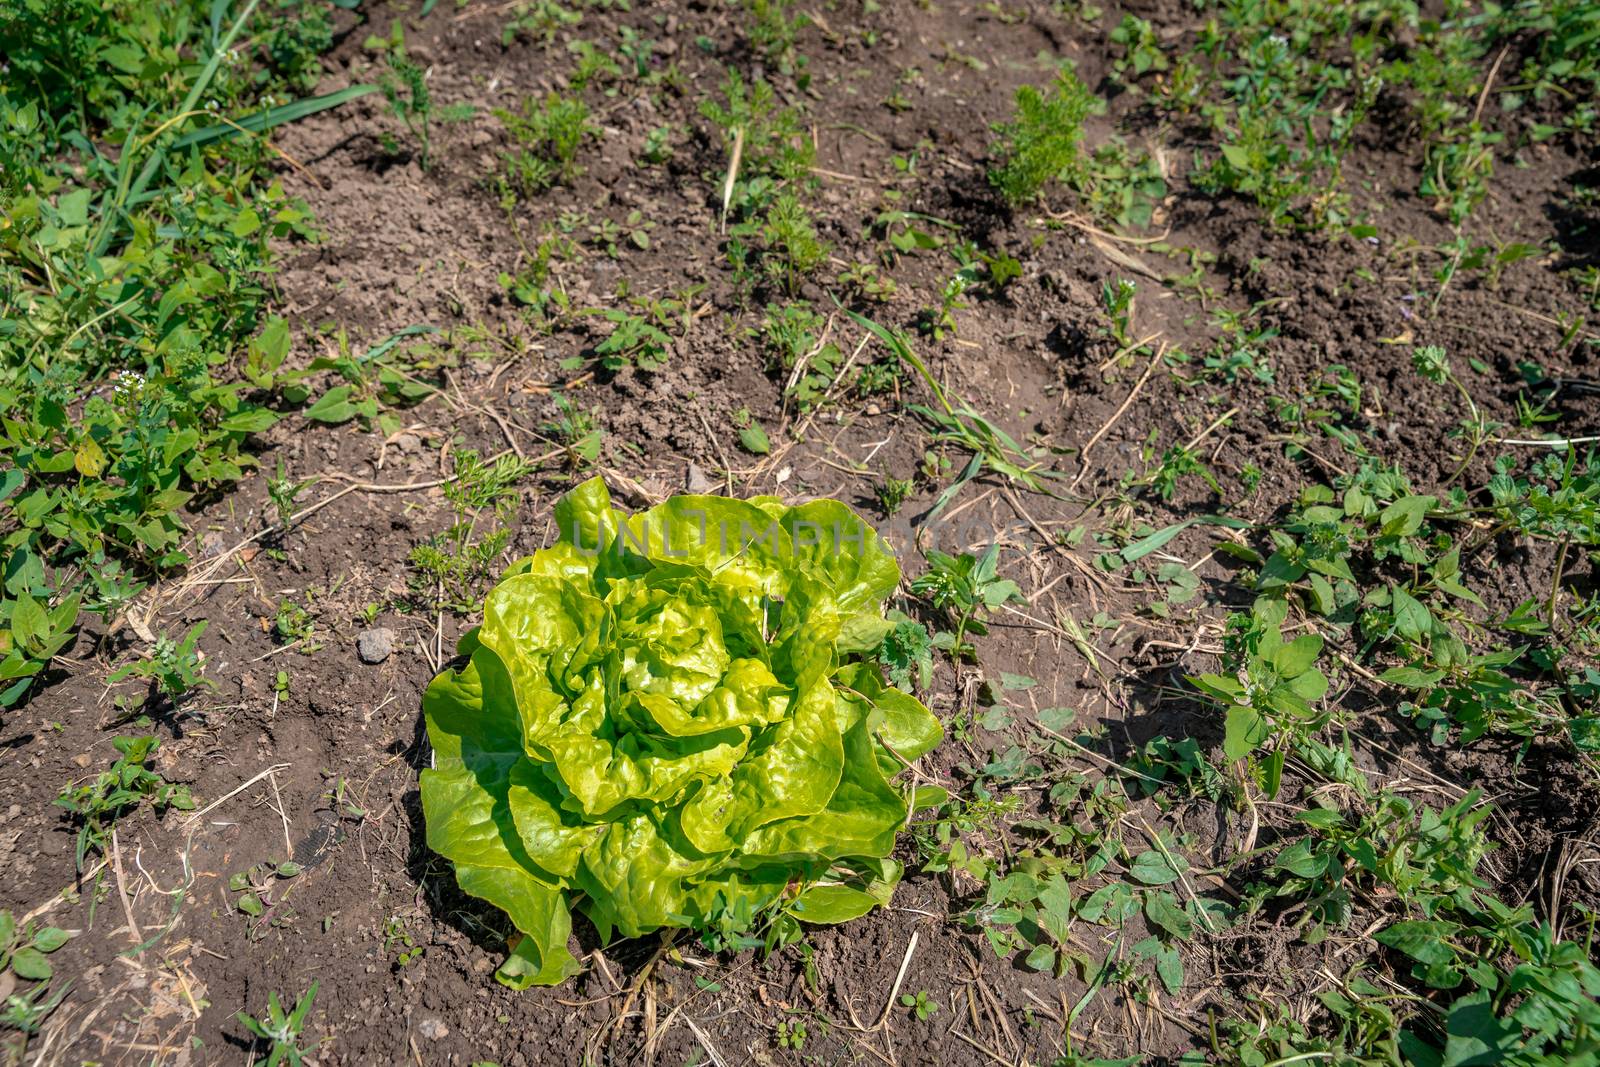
[4,1,1599,1065]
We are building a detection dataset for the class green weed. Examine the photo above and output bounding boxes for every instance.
[408,450,534,615]
[496,92,596,196]
[989,67,1096,207]
[107,622,215,708]
[0,911,71,984]
[912,544,1023,663]
[543,394,604,469]
[379,39,435,168]
[237,981,320,1067]
[56,735,195,870]
[0,0,364,709]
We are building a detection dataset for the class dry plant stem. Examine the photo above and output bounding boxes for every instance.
[1185,406,1238,451]
[1073,342,1166,489]
[719,126,744,233]
[1549,535,1571,630]
[268,769,294,859]
[693,406,734,485]
[110,829,143,950]
[172,445,561,602]
[1473,45,1511,124]
[682,1015,730,1067]
[1496,434,1600,447]
[876,930,920,1029]
[181,764,291,828]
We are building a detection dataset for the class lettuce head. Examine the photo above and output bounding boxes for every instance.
[420,477,942,986]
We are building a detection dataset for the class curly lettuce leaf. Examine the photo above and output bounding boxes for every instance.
[421,477,941,985]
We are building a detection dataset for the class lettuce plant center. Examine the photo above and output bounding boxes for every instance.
[420,477,942,986]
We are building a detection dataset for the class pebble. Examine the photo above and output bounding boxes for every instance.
[685,462,714,494]
[418,1018,449,1041]
[356,628,396,665]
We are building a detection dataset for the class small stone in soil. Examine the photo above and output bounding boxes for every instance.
[357,628,396,664]
[418,1018,448,1040]
[685,461,714,494]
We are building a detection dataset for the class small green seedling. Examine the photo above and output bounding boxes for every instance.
[875,476,915,517]
[0,910,72,982]
[879,616,934,692]
[1,979,70,1038]
[237,981,320,1067]
[107,622,214,705]
[732,408,771,454]
[496,93,596,195]
[381,52,434,168]
[1189,608,1328,795]
[266,461,319,530]
[775,1017,807,1050]
[382,916,424,966]
[56,735,195,869]
[901,989,940,1020]
[989,66,1095,206]
[911,544,1023,662]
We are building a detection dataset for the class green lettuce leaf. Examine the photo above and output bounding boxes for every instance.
[421,477,941,985]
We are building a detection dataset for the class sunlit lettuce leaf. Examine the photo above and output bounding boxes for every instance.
[421,476,941,986]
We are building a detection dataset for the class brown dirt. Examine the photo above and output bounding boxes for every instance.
[4,1,1599,1065]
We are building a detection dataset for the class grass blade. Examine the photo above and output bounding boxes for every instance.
[170,85,379,150]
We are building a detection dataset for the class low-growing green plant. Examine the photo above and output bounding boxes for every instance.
[850,312,1054,520]
[592,309,672,371]
[901,989,940,1020]
[586,210,652,258]
[989,66,1095,206]
[760,302,841,412]
[567,39,622,90]
[1101,277,1138,351]
[638,124,674,166]
[543,393,604,469]
[107,622,215,707]
[0,910,71,982]
[420,478,941,985]
[911,544,1023,663]
[0,0,379,717]
[274,596,319,649]
[496,92,596,196]
[775,1017,808,1050]
[1132,440,1223,501]
[875,476,915,517]
[228,859,303,940]
[1186,15,1381,231]
[919,248,984,340]
[700,69,816,196]
[0,594,80,708]
[1,980,70,1042]
[237,981,320,1067]
[266,461,319,531]
[879,616,934,692]
[56,735,195,870]
[381,916,424,967]
[502,0,583,45]
[380,49,434,168]
[299,326,440,431]
[743,0,808,77]
[732,407,771,455]
[1190,600,1328,792]
[408,450,533,615]
[731,191,829,296]
[1109,14,1167,85]
[837,261,897,303]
